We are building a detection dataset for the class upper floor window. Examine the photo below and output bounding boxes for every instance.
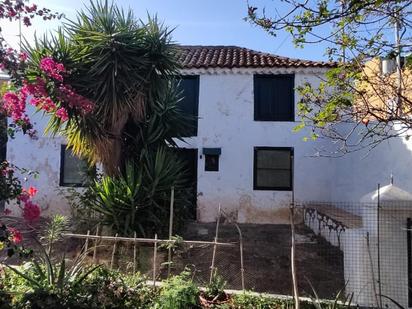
[60,145,93,187]
[254,74,295,121]
[253,147,293,191]
[177,76,199,137]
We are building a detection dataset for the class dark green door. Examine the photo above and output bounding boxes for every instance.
[176,148,198,219]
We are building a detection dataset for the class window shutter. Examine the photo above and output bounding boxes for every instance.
[254,74,294,121]
[178,76,199,136]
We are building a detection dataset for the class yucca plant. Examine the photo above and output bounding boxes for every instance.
[23,1,193,236]
[23,0,188,175]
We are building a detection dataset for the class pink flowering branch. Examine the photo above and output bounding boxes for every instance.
[2,56,95,134]
[0,162,40,257]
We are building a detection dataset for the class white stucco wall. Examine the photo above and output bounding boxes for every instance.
[6,107,72,216]
[7,67,412,223]
[176,70,335,223]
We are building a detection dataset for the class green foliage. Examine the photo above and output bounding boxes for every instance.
[2,256,155,308]
[203,270,227,301]
[24,0,188,174]
[27,0,193,237]
[247,1,412,154]
[1,264,359,309]
[153,270,200,309]
[304,277,353,309]
[4,252,99,297]
[75,267,157,309]
[73,151,192,237]
[40,215,69,256]
[231,292,289,309]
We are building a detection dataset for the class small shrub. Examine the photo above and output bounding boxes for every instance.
[76,267,156,309]
[154,270,199,309]
[231,292,288,309]
[202,270,227,302]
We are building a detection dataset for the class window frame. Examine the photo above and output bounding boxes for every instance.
[178,75,200,137]
[253,146,294,191]
[253,74,295,122]
[205,154,219,172]
[59,145,92,187]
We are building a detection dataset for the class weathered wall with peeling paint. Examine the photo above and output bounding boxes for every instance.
[7,68,412,223]
[6,107,74,216]
[176,70,336,223]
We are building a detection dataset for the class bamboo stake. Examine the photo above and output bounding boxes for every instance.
[234,223,245,291]
[110,233,118,270]
[92,225,99,263]
[210,204,221,283]
[377,183,383,308]
[366,232,381,309]
[167,186,175,277]
[290,204,300,309]
[290,154,300,309]
[61,233,235,247]
[84,230,90,254]
[133,231,137,274]
[153,233,158,288]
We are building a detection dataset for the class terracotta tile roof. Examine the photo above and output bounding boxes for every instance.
[176,45,334,69]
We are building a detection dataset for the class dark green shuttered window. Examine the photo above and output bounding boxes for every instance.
[254,74,295,121]
[177,76,199,137]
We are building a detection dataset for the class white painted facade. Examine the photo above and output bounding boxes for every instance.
[7,66,412,222]
[7,58,412,308]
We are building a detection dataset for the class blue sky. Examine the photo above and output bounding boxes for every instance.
[0,0,330,61]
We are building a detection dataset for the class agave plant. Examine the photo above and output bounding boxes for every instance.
[84,147,192,237]
[3,243,99,301]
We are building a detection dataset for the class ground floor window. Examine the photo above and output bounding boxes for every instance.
[60,145,92,187]
[253,147,293,191]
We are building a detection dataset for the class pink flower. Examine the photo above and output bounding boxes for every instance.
[41,97,56,112]
[57,84,94,115]
[22,201,40,222]
[27,186,38,197]
[18,52,28,62]
[2,91,28,123]
[23,16,31,27]
[55,107,69,122]
[39,57,65,81]
[22,78,48,97]
[7,227,23,244]
[17,192,30,203]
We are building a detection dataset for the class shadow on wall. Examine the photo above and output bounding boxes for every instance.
[331,133,412,204]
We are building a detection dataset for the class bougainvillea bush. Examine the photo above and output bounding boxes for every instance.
[0,0,62,259]
[0,161,40,257]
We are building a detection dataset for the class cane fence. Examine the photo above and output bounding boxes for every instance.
[57,198,412,309]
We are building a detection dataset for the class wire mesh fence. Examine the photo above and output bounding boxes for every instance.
[59,198,412,309]
[299,200,412,308]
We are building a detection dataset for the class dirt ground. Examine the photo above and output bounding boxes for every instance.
[176,222,345,298]
[1,220,344,299]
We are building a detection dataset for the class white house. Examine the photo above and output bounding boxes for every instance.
[7,45,412,307]
[6,45,412,222]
